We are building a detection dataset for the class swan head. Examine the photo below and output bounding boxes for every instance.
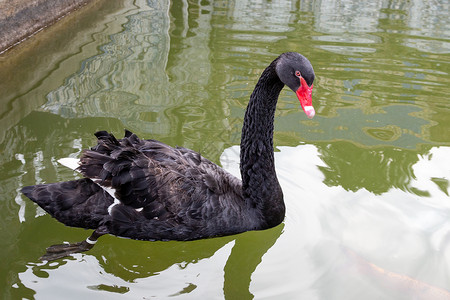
[275,52,315,119]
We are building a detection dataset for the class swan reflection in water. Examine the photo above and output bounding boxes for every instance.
[22,224,283,299]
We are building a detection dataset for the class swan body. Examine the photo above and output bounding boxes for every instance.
[21,52,315,260]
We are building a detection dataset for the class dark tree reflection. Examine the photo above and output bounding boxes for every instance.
[317,141,433,195]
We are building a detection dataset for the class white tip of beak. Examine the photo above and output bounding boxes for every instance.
[304,106,315,119]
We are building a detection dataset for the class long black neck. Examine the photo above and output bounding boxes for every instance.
[240,59,285,228]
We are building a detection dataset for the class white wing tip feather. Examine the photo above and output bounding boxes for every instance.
[57,157,80,171]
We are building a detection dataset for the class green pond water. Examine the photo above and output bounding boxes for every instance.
[1,0,449,299]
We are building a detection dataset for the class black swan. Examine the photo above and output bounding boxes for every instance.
[21,52,315,260]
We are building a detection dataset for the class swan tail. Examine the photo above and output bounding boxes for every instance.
[21,178,113,229]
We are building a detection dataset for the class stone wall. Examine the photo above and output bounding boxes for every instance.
[0,0,92,53]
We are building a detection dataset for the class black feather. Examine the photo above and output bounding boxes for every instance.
[21,178,113,229]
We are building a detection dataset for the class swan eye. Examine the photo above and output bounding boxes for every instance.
[295,70,301,78]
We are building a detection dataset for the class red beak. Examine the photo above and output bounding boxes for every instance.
[296,77,315,119]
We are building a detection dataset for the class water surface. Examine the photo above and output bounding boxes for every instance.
[1,0,449,299]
